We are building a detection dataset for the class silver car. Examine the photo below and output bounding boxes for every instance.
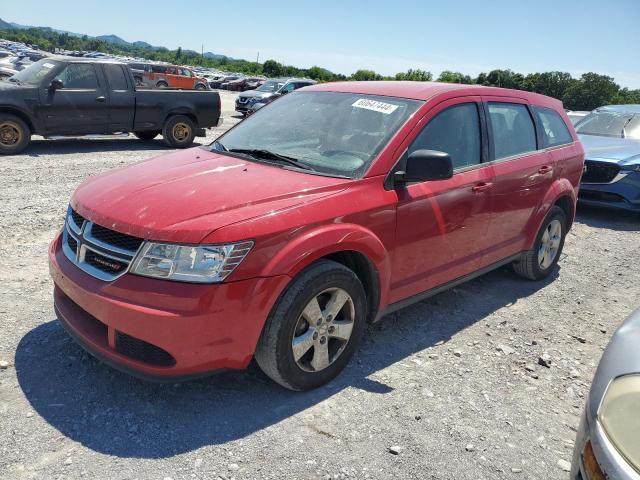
[571,308,640,479]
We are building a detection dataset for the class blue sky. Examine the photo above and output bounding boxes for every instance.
[3,0,640,87]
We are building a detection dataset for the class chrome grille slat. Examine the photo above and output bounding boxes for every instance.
[62,207,144,282]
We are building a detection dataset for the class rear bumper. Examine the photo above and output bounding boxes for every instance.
[49,233,289,380]
[579,171,640,212]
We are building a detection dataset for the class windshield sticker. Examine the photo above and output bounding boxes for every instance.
[42,63,56,69]
[352,98,399,115]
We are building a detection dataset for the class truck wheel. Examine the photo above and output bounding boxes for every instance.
[0,114,31,155]
[156,81,168,88]
[163,115,196,148]
[133,130,160,141]
[194,83,206,90]
[254,260,367,391]
[513,206,567,280]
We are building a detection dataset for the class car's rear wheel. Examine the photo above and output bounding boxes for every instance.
[156,81,168,88]
[0,114,31,155]
[513,206,567,280]
[133,130,160,141]
[162,115,195,148]
[254,260,367,391]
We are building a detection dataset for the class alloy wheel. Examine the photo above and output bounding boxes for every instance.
[172,123,191,142]
[538,219,562,269]
[292,288,355,372]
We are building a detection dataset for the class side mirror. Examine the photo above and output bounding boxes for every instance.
[49,79,64,91]
[396,149,453,184]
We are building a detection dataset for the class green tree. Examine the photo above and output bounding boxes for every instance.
[262,59,285,77]
[175,46,182,61]
[437,71,472,84]
[562,73,620,110]
[478,69,526,89]
[524,71,575,100]
[395,69,432,81]
[350,69,383,81]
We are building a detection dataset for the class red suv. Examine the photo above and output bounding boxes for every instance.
[49,82,584,390]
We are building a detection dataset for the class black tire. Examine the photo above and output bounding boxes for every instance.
[0,114,31,155]
[162,115,196,148]
[133,130,160,141]
[194,83,206,90]
[156,81,168,88]
[513,206,567,280]
[254,260,367,391]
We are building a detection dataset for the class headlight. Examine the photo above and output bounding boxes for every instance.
[599,374,640,472]
[130,241,253,283]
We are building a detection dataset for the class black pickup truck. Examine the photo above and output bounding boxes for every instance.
[0,57,221,154]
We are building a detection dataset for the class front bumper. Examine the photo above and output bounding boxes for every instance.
[49,233,289,381]
[579,171,640,212]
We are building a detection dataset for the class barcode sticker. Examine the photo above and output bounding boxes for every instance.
[352,98,399,114]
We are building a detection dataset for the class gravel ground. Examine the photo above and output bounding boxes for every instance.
[1,90,639,480]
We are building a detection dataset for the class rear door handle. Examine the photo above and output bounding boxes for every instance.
[472,182,493,193]
[96,96,106,102]
[538,165,553,174]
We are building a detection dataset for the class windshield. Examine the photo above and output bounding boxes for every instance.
[9,58,60,85]
[257,80,285,93]
[575,111,639,139]
[212,91,422,177]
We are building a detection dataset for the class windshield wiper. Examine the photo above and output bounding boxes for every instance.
[227,148,314,171]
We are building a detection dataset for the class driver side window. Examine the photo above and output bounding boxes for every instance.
[54,64,99,90]
[410,103,481,170]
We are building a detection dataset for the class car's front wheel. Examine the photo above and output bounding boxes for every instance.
[255,260,367,391]
[513,206,567,280]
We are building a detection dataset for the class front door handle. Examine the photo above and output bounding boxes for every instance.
[538,165,553,174]
[472,182,493,193]
[96,96,106,102]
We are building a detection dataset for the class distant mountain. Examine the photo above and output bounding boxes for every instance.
[0,17,233,60]
[96,34,129,46]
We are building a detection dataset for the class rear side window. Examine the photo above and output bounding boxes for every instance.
[104,64,128,90]
[410,103,481,169]
[487,103,536,159]
[151,65,166,73]
[535,107,573,147]
[54,64,99,89]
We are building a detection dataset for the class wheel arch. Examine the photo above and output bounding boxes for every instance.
[259,224,391,321]
[525,178,577,249]
[163,110,198,128]
[0,106,36,134]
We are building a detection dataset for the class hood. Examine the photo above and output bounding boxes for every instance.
[579,134,640,166]
[238,90,273,100]
[72,147,350,243]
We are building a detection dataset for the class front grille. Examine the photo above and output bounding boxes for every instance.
[582,160,620,183]
[62,206,144,282]
[115,331,176,367]
[70,210,85,230]
[89,224,144,252]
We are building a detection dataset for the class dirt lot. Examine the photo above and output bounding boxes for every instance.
[0,90,639,480]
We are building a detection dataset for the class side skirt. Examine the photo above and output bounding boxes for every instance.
[376,252,525,320]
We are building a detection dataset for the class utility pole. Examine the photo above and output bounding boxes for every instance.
[201,44,204,62]
[256,51,260,63]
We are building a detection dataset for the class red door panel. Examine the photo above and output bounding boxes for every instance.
[480,97,555,265]
[390,96,493,304]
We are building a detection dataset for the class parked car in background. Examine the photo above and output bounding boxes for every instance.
[566,110,590,125]
[49,82,583,390]
[0,65,18,80]
[575,105,640,212]
[0,57,221,154]
[235,77,316,115]
[227,76,266,92]
[571,307,640,480]
[211,75,240,89]
[139,64,209,90]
